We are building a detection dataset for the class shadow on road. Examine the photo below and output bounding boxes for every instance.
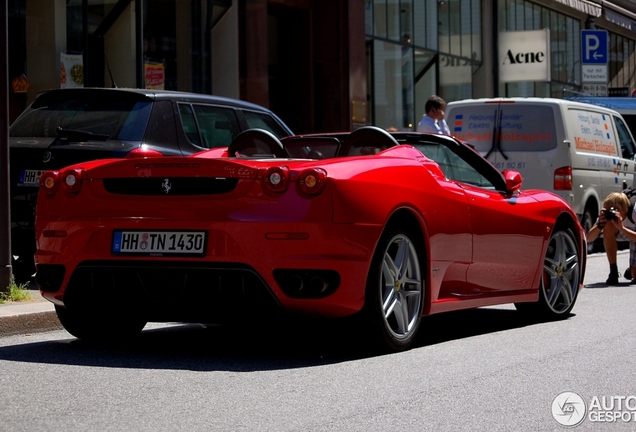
[584,282,634,289]
[0,306,561,371]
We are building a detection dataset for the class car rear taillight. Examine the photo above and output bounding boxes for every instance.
[554,166,572,190]
[125,145,164,158]
[40,171,60,196]
[263,166,290,193]
[60,168,85,194]
[298,168,327,196]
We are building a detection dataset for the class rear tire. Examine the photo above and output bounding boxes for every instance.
[55,305,146,342]
[515,228,581,319]
[362,226,424,352]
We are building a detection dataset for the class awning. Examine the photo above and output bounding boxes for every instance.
[554,0,602,17]
[605,9,636,30]
[602,1,636,31]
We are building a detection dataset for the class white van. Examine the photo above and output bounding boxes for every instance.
[565,96,636,139]
[445,98,636,237]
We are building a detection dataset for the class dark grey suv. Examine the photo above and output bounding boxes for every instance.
[10,88,293,281]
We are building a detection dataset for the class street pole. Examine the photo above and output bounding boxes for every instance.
[0,1,12,293]
[492,0,499,97]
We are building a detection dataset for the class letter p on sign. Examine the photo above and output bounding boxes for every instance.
[581,29,608,64]
[585,35,599,60]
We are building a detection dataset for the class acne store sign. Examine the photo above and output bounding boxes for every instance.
[499,29,551,83]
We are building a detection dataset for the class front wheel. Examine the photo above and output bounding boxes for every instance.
[363,227,424,352]
[515,228,581,318]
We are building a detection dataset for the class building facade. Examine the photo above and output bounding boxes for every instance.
[367,0,636,130]
[7,0,636,133]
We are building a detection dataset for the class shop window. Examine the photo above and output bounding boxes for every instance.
[366,0,479,127]
[373,0,387,38]
[438,1,449,53]
[387,0,400,41]
[471,0,481,62]
[144,0,177,90]
[372,41,414,130]
[501,0,581,97]
[411,0,440,51]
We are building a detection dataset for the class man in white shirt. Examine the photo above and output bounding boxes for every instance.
[417,95,451,135]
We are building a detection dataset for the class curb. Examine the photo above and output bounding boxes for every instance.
[0,299,62,336]
[0,310,62,336]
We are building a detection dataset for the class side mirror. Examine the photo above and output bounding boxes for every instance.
[503,170,522,193]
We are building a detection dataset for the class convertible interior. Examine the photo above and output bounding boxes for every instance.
[226,126,506,190]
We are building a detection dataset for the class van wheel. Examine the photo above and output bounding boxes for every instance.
[582,209,597,254]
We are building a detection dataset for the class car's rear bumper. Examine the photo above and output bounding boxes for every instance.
[35,220,384,321]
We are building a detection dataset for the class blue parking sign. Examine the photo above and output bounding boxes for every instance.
[581,30,608,64]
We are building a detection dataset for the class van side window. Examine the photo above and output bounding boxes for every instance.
[614,116,636,160]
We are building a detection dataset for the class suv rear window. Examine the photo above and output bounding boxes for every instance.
[449,103,558,153]
[10,91,153,141]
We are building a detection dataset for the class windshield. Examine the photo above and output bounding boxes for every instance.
[10,92,153,141]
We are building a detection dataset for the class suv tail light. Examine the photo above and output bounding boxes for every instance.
[554,166,572,190]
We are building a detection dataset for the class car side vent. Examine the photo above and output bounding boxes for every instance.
[103,177,239,195]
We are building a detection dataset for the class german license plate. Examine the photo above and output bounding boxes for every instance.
[18,169,45,187]
[112,231,206,256]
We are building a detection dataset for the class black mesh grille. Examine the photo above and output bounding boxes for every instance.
[63,261,284,323]
[103,177,239,195]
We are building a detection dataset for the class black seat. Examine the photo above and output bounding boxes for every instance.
[281,136,341,159]
[227,128,288,158]
[337,126,399,157]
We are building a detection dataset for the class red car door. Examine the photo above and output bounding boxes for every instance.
[462,184,547,292]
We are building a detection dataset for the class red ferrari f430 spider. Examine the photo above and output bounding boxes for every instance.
[34,127,586,352]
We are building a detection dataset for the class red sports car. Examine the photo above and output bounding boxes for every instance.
[34,127,586,352]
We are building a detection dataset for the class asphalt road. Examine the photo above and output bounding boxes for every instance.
[0,251,635,431]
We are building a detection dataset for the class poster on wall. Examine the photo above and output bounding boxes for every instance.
[60,53,84,88]
[498,29,550,83]
[145,62,165,90]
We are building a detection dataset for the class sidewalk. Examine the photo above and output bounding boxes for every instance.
[0,283,61,336]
